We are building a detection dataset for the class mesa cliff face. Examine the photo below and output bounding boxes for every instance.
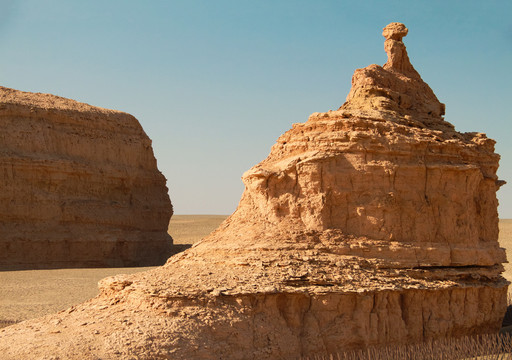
[0,87,173,269]
[0,23,506,359]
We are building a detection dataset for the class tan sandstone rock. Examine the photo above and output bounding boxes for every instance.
[0,23,507,359]
[0,87,173,269]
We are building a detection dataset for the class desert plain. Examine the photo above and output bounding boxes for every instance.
[1,216,511,329]
[0,215,227,327]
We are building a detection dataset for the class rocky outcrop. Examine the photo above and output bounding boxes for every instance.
[0,22,506,359]
[0,87,173,269]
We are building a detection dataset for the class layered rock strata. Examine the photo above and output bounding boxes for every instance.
[0,87,173,269]
[0,23,507,359]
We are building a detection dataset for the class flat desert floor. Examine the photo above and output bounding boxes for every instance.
[0,216,511,328]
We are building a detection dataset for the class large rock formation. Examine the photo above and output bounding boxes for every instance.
[0,23,507,359]
[0,87,173,269]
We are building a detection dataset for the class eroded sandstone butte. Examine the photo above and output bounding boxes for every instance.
[0,87,173,269]
[0,23,507,359]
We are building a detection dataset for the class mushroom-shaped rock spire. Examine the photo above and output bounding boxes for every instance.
[382,22,408,40]
[383,22,418,76]
[341,22,446,125]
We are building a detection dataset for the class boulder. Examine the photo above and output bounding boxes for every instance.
[0,22,506,359]
[0,87,173,269]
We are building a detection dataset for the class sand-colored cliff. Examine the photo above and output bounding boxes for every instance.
[0,23,506,359]
[0,87,173,269]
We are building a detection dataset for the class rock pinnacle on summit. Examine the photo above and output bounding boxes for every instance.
[341,22,446,129]
[382,22,418,76]
[0,23,507,359]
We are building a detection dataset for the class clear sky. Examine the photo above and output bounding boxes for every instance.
[0,0,511,217]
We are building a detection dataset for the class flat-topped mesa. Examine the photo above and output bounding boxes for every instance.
[339,22,447,130]
[0,86,174,269]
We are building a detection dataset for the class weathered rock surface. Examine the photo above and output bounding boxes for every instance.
[0,87,173,269]
[0,23,507,359]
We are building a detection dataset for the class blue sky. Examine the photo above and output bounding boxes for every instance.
[0,0,511,217]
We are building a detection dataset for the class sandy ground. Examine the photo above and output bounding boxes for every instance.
[168,215,228,244]
[0,216,510,328]
[500,219,512,282]
[0,215,228,326]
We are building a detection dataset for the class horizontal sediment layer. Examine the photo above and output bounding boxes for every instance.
[0,231,173,269]
[0,282,506,359]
